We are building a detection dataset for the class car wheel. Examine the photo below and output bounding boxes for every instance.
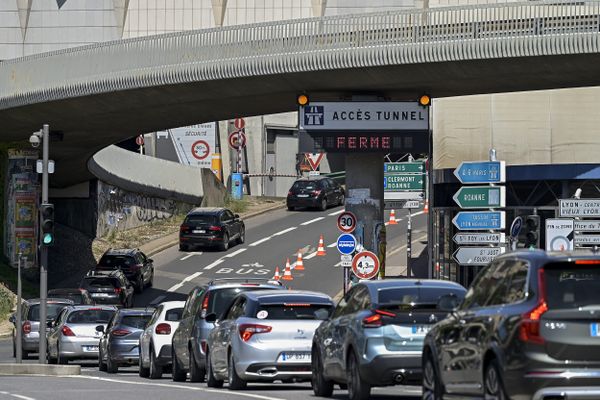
[228,352,247,390]
[484,359,508,400]
[57,344,68,365]
[179,243,188,252]
[221,233,230,251]
[206,349,224,388]
[347,351,370,400]
[98,347,107,372]
[12,338,16,358]
[237,227,245,245]
[320,198,327,211]
[311,347,333,397]
[171,350,187,382]
[139,350,150,378]
[287,205,295,211]
[134,275,144,294]
[149,345,163,379]
[148,270,154,288]
[189,346,206,383]
[106,351,118,373]
[422,354,443,400]
[21,350,29,360]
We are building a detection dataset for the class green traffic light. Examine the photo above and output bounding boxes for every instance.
[43,233,54,245]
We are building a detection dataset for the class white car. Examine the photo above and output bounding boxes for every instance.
[139,301,185,379]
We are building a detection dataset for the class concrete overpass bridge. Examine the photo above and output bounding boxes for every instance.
[2,0,600,187]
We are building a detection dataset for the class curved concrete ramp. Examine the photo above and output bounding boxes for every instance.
[88,145,225,206]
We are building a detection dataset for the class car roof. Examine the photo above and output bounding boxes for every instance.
[496,249,600,264]
[157,301,186,309]
[102,249,138,256]
[67,305,117,311]
[243,290,333,303]
[48,288,85,294]
[360,279,466,291]
[187,207,227,216]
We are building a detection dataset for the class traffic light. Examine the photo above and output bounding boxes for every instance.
[40,203,54,246]
[524,215,540,249]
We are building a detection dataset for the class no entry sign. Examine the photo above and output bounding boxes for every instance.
[234,118,246,130]
[352,251,380,280]
[136,135,144,146]
[337,211,357,233]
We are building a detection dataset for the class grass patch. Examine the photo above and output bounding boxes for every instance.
[0,260,38,309]
[224,196,249,214]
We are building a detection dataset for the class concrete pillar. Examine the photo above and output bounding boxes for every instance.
[345,153,386,275]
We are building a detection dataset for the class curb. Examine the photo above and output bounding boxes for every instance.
[146,202,286,257]
[0,363,80,376]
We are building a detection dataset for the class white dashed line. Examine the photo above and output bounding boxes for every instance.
[304,251,318,260]
[249,237,271,247]
[180,252,200,261]
[183,272,203,282]
[334,261,342,267]
[301,217,325,226]
[328,209,345,216]
[203,259,225,270]
[167,282,184,292]
[327,242,337,248]
[0,392,37,400]
[224,248,247,258]
[412,211,426,217]
[273,227,297,236]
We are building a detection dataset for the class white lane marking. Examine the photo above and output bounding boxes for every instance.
[167,282,184,292]
[327,242,337,248]
[334,261,342,267]
[0,392,37,400]
[149,295,166,305]
[304,251,318,260]
[273,226,297,236]
[203,259,225,270]
[412,211,425,217]
[224,248,247,258]
[64,375,286,400]
[301,217,325,226]
[328,209,345,216]
[183,272,203,282]
[180,252,200,261]
[249,237,271,247]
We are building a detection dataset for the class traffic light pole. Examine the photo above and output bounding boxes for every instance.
[38,124,49,364]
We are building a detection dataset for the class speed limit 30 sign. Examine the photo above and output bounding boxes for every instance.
[351,251,380,280]
[337,211,357,233]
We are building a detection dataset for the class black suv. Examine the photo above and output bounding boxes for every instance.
[80,270,135,308]
[422,250,600,400]
[286,177,344,211]
[179,207,245,252]
[95,249,154,293]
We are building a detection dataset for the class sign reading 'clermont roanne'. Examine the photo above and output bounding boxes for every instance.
[299,102,429,131]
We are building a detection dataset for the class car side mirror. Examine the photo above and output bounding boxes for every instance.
[9,314,15,324]
[47,320,55,328]
[314,308,330,321]
[204,313,218,323]
[148,259,153,263]
[437,294,460,312]
[234,214,240,219]
[95,325,105,333]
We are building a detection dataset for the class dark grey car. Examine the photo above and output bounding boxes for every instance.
[98,308,153,373]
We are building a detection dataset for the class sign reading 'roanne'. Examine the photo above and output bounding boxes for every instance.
[299,102,429,131]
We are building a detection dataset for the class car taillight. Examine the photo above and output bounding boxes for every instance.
[130,264,143,270]
[112,329,131,337]
[575,259,600,264]
[201,341,208,354]
[180,225,190,232]
[208,226,222,231]
[362,310,395,328]
[114,288,122,294]
[519,268,548,345]
[312,190,322,196]
[288,191,293,196]
[239,324,272,341]
[201,294,210,318]
[22,321,31,335]
[155,323,171,335]
[61,325,76,337]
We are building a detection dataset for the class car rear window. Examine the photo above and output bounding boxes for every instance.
[165,308,184,322]
[377,287,466,310]
[98,255,135,268]
[292,181,319,191]
[185,215,217,225]
[208,287,272,317]
[545,264,600,309]
[82,278,119,289]
[56,294,84,305]
[256,303,333,320]
[27,303,70,321]
[67,309,115,324]
[120,315,152,329]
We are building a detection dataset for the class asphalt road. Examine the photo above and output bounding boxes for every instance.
[0,206,428,400]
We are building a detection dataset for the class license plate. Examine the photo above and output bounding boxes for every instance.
[91,293,110,297]
[592,323,600,337]
[297,194,309,198]
[391,325,430,338]
[193,230,206,234]
[83,345,99,352]
[277,352,311,362]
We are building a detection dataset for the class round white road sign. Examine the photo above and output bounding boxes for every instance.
[351,251,380,280]
[337,211,357,233]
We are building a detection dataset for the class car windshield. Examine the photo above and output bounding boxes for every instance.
[377,287,465,310]
[185,215,217,225]
[81,278,119,289]
[209,287,271,318]
[98,255,135,268]
[545,264,600,309]
[28,303,70,321]
[256,304,333,320]
[67,309,115,324]
[165,308,184,321]
[120,315,152,329]
[292,181,319,191]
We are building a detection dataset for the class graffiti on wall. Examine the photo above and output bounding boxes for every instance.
[96,181,190,237]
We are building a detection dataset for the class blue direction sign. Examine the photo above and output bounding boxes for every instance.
[337,234,357,255]
[510,216,523,239]
[454,161,506,184]
[452,211,506,231]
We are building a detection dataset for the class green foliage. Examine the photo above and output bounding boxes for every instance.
[0,285,14,320]
[224,195,248,214]
[0,260,37,304]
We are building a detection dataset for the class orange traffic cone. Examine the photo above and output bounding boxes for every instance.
[282,259,294,281]
[295,250,305,271]
[389,209,398,225]
[272,266,281,281]
[424,199,429,214]
[317,235,326,256]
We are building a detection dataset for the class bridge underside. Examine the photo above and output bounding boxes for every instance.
[3,53,600,187]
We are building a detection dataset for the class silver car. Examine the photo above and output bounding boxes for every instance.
[206,290,333,390]
[46,305,117,364]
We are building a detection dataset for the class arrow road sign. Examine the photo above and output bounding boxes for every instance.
[575,234,600,245]
[559,199,600,217]
[453,232,506,245]
[453,247,505,266]
[454,161,506,184]
[452,211,506,231]
[384,174,424,191]
[384,200,420,210]
[575,220,600,231]
[453,186,506,209]
[384,162,425,174]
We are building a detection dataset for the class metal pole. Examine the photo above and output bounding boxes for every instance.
[407,210,412,277]
[38,124,49,364]
[16,252,22,363]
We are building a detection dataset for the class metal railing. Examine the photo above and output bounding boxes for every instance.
[1,0,600,110]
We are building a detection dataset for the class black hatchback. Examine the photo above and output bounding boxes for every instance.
[287,177,344,211]
[179,207,245,252]
[422,250,600,400]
